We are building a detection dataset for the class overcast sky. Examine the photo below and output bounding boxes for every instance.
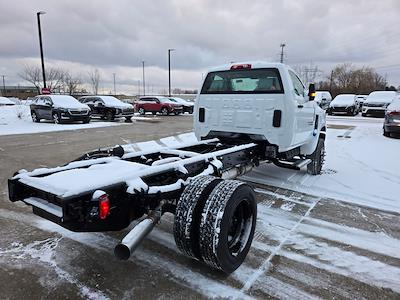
[0,0,399,94]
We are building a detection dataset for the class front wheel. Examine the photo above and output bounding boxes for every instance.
[125,116,132,122]
[83,117,90,124]
[138,108,145,115]
[161,107,169,115]
[53,112,61,124]
[106,111,114,121]
[31,111,40,123]
[362,113,367,117]
[307,138,325,175]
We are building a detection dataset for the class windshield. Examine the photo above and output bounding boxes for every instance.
[201,68,283,94]
[99,96,123,105]
[51,95,81,106]
[159,97,175,103]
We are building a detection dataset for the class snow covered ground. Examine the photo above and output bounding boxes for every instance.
[0,105,162,136]
[243,115,400,213]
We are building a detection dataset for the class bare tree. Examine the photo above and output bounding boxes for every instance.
[88,69,101,94]
[18,65,42,93]
[319,63,387,97]
[293,63,322,85]
[63,72,82,95]
[19,64,66,93]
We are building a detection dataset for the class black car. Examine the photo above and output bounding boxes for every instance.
[30,95,91,124]
[79,96,135,121]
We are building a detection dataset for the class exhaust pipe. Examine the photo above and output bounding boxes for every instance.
[114,214,160,260]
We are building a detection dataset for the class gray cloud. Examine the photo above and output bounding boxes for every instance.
[0,0,399,92]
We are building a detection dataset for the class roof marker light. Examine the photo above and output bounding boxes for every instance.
[231,64,252,70]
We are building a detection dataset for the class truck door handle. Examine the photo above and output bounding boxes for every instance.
[298,104,304,108]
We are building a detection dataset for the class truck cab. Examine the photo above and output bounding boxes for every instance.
[194,61,326,173]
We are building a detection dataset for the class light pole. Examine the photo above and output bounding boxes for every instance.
[37,11,47,89]
[1,75,5,97]
[279,43,286,63]
[142,61,145,96]
[168,49,175,97]
[113,73,116,95]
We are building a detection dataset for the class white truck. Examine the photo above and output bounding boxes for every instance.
[8,61,326,273]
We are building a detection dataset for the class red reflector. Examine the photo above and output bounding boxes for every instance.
[98,194,110,219]
[231,64,252,70]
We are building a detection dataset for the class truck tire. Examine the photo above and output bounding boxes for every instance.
[199,180,257,273]
[174,176,222,260]
[307,138,325,175]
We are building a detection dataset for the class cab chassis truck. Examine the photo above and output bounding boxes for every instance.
[8,62,326,273]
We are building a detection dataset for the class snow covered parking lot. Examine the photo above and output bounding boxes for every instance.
[0,115,399,299]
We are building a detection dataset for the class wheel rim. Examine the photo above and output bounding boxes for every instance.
[162,108,168,115]
[227,199,254,257]
[53,113,59,124]
[139,108,145,115]
[32,113,37,121]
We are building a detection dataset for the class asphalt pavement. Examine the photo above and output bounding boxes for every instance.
[0,115,399,299]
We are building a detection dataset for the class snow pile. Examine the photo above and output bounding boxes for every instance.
[0,97,15,105]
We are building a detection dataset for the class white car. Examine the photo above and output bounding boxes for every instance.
[362,91,398,117]
[194,61,326,175]
[327,94,358,116]
[168,97,194,114]
[315,91,332,110]
[355,94,368,109]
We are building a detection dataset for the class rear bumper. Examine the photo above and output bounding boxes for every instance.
[384,123,400,133]
[8,178,135,232]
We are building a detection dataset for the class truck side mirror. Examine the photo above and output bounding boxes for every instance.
[308,83,316,101]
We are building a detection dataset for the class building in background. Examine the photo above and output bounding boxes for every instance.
[0,86,38,99]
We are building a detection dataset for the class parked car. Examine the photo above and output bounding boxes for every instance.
[168,97,194,114]
[362,91,398,117]
[136,96,183,115]
[383,96,400,137]
[327,94,358,116]
[315,91,332,110]
[30,95,91,124]
[79,96,134,122]
[0,97,15,106]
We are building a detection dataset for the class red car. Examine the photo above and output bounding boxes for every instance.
[135,96,183,115]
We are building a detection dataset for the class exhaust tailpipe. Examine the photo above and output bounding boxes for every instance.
[114,214,159,260]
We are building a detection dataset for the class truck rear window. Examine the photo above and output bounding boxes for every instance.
[201,68,284,94]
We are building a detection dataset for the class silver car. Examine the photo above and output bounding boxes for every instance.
[383,97,400,137]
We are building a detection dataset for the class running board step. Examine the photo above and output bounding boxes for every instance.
[272,158,312,170]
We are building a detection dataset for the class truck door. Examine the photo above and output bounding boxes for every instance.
[289,71,315,146]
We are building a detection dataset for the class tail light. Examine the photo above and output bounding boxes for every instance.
[389,111,400,115]
[231,64,252,70]
[93,191,110,220]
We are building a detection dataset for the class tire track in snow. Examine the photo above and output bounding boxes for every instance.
[0,208,252,300]
[236,196,321,296]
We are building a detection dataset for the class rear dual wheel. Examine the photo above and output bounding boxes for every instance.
[174,176,257,273]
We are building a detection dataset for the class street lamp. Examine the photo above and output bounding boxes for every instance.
[142,61,145,96]
[113,73,116,95]
[168,49,175,97]
[1,75,5,96]
[37,11,47,89]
